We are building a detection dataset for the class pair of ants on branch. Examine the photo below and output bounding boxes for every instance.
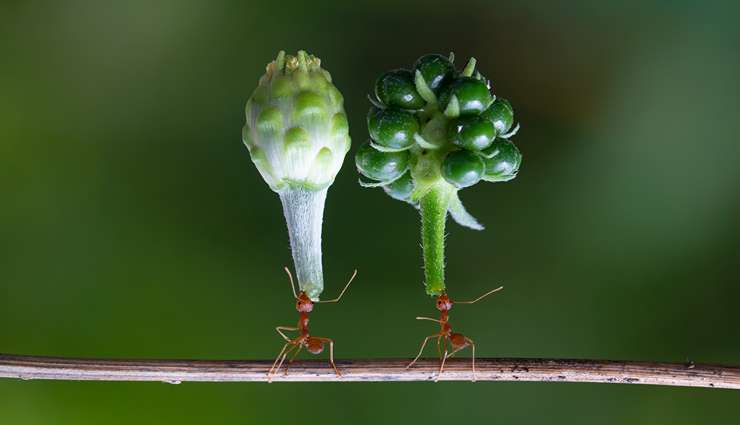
[268,267,503,382]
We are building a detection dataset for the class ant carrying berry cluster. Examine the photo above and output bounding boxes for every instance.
[407,287,503,381]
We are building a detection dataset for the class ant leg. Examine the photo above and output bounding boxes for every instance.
[283,345,304,375]
[276,326,298,342]
[272,344,299,379]
[407,334,441,369]
[312,337,341,377]
[328,339,340,377]
[443,338,477,381]
[415,316,442,323]
[267,343,290,382]
[316,269,357,304]
[445,346,465,359]
[436,335,442,358]
[284,266,298,299]
[466,337,476,382]
[436,339,450,382]
[455,286,504,304]
[441,336,448,364]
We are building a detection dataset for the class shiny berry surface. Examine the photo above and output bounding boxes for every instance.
[355,142,410,182]
[439,77,492,115]
[367,107,419,150]
[442,150,485,188]
[447,115,495,151]
[482,139,522,181]
[414,54,455,93]
[375,69,426,110]
[481,98,514,134]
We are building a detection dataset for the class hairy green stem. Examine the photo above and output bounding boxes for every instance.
[419,184,453,295]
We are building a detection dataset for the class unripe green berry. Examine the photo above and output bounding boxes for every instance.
[482,139,522,181]
[367,107,419,150]
[481,98,514,134]
[439,77,492,115]
[355,142,409,182]
[414,54,454,94]
[375,69,425,110]
[447,115,495,151]
[383,171,415,203]
[441,150,485,188]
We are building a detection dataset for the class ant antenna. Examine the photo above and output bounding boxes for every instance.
[455,286,504,304]
[283,266,298,299]
[318,269,358,303]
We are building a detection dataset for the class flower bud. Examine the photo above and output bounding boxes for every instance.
[243,51,351,193]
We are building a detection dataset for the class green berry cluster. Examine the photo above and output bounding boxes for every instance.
[355,53,521,208]
[355,53,522,295]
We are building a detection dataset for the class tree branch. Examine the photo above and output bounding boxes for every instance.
[1,354,738,388]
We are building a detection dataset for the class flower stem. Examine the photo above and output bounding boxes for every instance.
[419,184,453,295]
[279,187,327,300]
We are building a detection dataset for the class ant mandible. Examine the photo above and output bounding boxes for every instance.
[406,286,503,382]
[267,266,357,382]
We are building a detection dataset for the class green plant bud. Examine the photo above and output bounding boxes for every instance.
[383,171,415,203]
[482,139,522,182]
[414,54,455,93]
[447,115,495,151]
[481,98,514,135]
[242,51,352,300]
[375,69,425,110]
[355,142,409,182]
[367,107,419,150]
[243,50,351,192]
[441,150,485,188]
[439,77,492,116]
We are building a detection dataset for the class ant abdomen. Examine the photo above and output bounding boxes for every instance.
[306,338,324,354]
[450,333,468,348]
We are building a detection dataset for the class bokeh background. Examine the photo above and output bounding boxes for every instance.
[1,0,739,423]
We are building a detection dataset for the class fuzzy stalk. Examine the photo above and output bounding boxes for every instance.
[279,187,328,300]
[419,184,454,295]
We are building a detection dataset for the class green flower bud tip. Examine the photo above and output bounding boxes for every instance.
[367,107,419,151]
[243,50,352,300]
[442,150,485,189]
[244,50,350,193]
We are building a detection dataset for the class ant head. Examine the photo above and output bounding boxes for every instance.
[295,292,314,313]
[435,293,453,311]
[306,337,324,354]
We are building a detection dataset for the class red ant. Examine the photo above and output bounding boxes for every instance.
[267,267,357,382]
[406,286,503,382]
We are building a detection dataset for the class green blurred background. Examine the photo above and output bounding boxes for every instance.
[1,0,739,423]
